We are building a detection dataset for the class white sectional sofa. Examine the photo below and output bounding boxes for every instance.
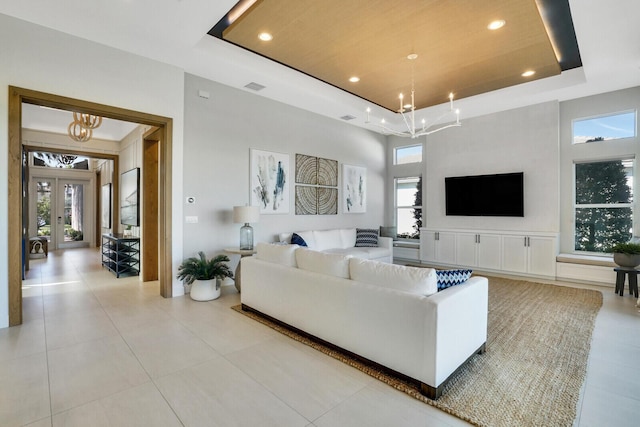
[278,228,392,263]
[241,243,489,399]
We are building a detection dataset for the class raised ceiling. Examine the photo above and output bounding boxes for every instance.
[213,0,578,112]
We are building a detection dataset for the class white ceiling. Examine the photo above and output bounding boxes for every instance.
[3,0,640,134]
[22,104,139,142]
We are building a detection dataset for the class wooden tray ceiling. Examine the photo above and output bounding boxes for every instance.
[220,0,562,111]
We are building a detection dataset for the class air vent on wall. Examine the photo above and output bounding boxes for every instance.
[340,115,356,121]
[244,82,266,91]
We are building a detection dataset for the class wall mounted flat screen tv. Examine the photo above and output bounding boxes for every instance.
[445,172,524,217]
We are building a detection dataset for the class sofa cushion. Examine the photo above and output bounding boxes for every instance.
[255,243,299,267]
[349,258,437,296]
[291,232,308,247]
[324,247,389,260]
[339,228,357,248]
[355,228,379,247]
[296,248,352,279]
[313,229,343,251]
[436,269,473,291]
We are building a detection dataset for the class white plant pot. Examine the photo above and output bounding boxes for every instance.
[190,279,221,301]
[613,253,640,268]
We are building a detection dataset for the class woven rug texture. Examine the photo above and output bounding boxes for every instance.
[233,277,603,427]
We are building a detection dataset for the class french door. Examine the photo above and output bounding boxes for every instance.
[32,177,92,250]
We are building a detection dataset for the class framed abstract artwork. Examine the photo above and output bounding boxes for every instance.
[120,168,139,226]
[343,164,366,213]
[101,183,111,229]
[250,149,290,214]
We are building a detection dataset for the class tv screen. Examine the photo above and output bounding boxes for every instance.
[445,172,524,217]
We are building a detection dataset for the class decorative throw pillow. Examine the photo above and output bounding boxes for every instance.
[291,232,308,247]
[436,269,473,291]
[355,228,379,247]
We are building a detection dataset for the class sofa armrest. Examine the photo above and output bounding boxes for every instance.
[424,276,488,385]
[378,236,393,250]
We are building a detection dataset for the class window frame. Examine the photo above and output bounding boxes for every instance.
[394,176,422,240]
[393,144,423,165]
[571,109,637,145]
[573,157,635,254]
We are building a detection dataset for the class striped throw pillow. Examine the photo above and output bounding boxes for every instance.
[436,269,473,291]
[355,228,379,247]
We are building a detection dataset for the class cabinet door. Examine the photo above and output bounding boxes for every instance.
[437,232,457,264]
[456,233,477,267]
[420,231,437,262]
[528,236,557,277]
[477,234,501,270]
[502,235,528,273]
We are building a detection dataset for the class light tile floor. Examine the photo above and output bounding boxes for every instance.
[1,248,639,426]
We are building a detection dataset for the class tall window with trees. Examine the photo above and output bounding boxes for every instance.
[395,176,422,239]
[574,159,633,252]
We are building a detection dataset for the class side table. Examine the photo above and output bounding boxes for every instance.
[614,267,639,297]
[224,248,256,292]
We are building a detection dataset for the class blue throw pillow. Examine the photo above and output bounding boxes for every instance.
[355,228,379,247]
[291,232,308,247]
[436,269,473,291]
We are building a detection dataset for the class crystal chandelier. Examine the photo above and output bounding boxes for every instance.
[366,54,461,139]
[67,112,102,142]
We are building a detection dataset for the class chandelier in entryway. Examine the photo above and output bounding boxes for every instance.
[67,112,102,142]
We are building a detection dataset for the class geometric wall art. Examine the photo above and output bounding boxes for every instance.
[318,157,338,187]
[295,154,318,185]
[295,186,317,215]
[343,164,366,213]
[250,149,290,214]
[318,187,338,215]
[294,153,339,215]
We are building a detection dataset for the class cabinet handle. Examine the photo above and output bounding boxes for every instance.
[524,237,527,247]
[436,232,439,241]
[477,234,480,244]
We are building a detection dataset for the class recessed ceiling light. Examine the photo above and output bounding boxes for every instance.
[522,70,536,77]
[488,20,506,30]
[349,76,360,83]
[258,32,273,41]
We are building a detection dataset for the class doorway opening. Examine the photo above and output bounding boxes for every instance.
[8,86,174,326]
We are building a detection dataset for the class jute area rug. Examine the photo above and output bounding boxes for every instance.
[232,277,602,427]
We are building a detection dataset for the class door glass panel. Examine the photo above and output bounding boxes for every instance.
[36,180,52,242]
[64,183,84,242]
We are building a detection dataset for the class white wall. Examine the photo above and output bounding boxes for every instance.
[419,101,560,233]
[182,73,387,263]
[559,87,640,253]
[0,14,185,328]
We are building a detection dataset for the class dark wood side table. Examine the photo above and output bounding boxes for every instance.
[614,267,639,297]
[224,248,256,292]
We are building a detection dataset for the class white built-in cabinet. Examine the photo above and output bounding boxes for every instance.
[420,231,456,265]
[455,233,502,270]
[420,228,558,278]
[502,235,557,277]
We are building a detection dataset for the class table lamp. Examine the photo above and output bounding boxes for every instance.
[233,205,260,250]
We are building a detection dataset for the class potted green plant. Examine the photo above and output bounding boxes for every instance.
[610,242,640,268]
[177,252,233,301]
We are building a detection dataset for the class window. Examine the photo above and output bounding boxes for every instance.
[395,176,422,239]
[394,144,422,165]
[33,152,90,169]
[572,111,636,144]
[574,159,633,252]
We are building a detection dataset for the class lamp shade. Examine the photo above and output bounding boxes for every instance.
[233,205,260,224]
